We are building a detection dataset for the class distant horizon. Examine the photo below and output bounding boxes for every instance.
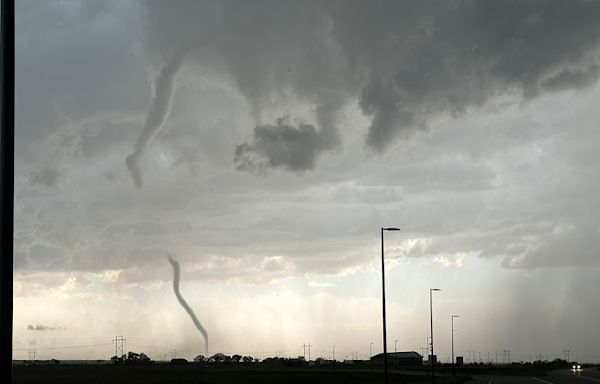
[11,355,590,364]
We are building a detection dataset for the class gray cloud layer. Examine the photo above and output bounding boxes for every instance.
[12,0,600,282]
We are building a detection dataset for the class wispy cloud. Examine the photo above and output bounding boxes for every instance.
[26,324,65,331]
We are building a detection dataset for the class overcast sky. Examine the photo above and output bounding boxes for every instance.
[12,0,600,363]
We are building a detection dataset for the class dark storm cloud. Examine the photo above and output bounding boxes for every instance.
[142,0,600,170]
[142,0,354,171]
[234,117,335,172]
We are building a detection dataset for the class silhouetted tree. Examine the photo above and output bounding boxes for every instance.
[124,351,151,364]
[110,354,126,364]
[193,354,208,363]
[242,355,254,363]
[231,354,242,363]
[210,353,227,363]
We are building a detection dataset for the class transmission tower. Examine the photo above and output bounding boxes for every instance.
[113,336,126,359]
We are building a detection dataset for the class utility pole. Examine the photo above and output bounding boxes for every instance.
[307,344,311,362]
[563,350,570,362]
[370,342,374,362]
[451,315,459,376]
[332,345,335,361]
[429,288,441,384]
[303,344,306,360]
[381,227,400,384]
[28,350,36,361]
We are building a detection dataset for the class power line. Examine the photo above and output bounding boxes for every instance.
[13,343,112,351]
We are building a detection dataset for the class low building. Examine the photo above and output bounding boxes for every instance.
[371,351,423,367]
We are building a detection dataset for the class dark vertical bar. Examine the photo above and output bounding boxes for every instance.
[381,228,388,384]
[430,290,434,384]
[451,316,455,377]
[1,0,15,382]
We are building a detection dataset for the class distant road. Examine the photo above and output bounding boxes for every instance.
[469,369,600,384]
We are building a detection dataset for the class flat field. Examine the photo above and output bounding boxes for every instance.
[13,364,470,384]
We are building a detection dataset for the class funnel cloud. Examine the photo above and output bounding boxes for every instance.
[126,52,184,189]
[168,254,208,356]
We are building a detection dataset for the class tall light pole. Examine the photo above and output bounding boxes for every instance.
[333,345,335,361]
[395,340,398,353]
[370,342,374,362]
[381,227,400,384]
[451,315,459,377]
[430,288,441,383]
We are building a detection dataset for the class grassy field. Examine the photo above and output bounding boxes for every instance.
[13,364,472,384]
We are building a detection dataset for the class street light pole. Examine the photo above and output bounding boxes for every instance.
[381,227,400,384]
[370,342,373,363]
[430,288,441,384]
[451,315,459,377]
[395,340,398,353]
